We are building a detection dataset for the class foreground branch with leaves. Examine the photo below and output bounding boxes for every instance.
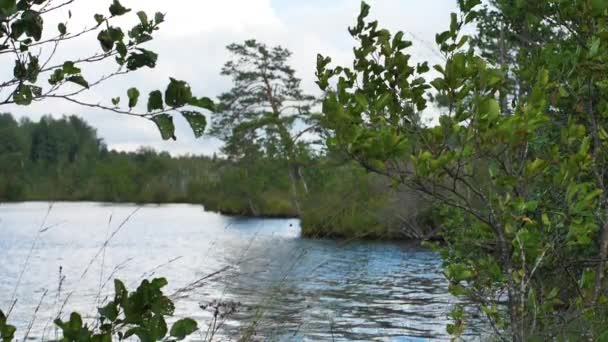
[0,0,214,140]
[317,0,608,340]
[0,1,218,341]
[1,278,199,341]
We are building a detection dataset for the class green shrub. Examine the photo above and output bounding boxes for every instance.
[0,278,198,342]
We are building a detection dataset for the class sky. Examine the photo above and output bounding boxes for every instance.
[2,0,458,156]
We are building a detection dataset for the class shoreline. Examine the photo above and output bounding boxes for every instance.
[0,200,432,241]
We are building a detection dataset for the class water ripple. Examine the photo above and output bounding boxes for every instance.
[0,202,485,341]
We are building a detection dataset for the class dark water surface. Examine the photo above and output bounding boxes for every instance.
[0,202,478,341]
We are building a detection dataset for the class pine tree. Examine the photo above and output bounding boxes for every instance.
[211,39,317,214]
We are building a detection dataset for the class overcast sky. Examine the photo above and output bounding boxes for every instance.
[2,0,458,155]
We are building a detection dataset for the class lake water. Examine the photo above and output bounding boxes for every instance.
[0,202,477,341]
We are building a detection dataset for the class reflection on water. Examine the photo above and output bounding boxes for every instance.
[0,202,481,341]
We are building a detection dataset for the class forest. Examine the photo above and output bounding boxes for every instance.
[2,0,608,340]
[0,112,431,240]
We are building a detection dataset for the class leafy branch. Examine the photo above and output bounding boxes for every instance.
[0,0,215,140]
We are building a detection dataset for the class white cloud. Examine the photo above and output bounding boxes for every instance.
[1,0,458,155]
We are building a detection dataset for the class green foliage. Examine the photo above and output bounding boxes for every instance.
[147,91,164,112]
[165,78,192,108]
[0,0,213,140]
[300,155,431,240]
[169,319,198,340]
[181,111,207,138]
[128,88,140,109]
[0,114,181,202]
[0,113,428,240]
[0,310,16,342]
[1,278,197,342]
[109,0,130,17]
[318,1,608,340]
[152,114,175,141]
[211,39,317,214]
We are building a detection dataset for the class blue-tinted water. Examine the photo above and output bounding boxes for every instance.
[0,202,478,341]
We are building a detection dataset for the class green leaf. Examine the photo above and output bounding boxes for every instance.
[136,11,148,25]
[109,27,124,41]
[91,333,111,342]
[150,277,168,290]
[13,84,33,105]
[13,60,26,80]
[479,98,500,117]
[18,10,43,41]
[417,62,430,73]
[109,0,130,16]
[58,23,67,35]
[188,97,215,111]
[154,12,165,24]
[111,97,120,106]
[0,309,16,342]
[1,322,16,342]
[54,312,85,340]
[97,27,124,53]
[29,85,42,98]
[165,78,192,107]
[151,297,175,317]
[9,20,25,40]
[541,213,550,226]
[94,14,105,25]
[149,314,168,340]
[435,31,451,45]
[62,61,81,75]
[460,0,481,12]
[116,41,127,58]
[0,0,16,12]
[67,75,89,88]
[151,114,175,140]
[450,12,458,34]
[181,111,207,138]
[590,37,601,58]
[147,90,164,112]
[375,93,392,110]
[114,279,128,302]
[49,69,65,85]
[98,301,119,322]
[25,55,40,83]
[97,30,114,52]
[126,49,158,71]
[591,0,608,13]
[127,88,140,108]
[354,92,369,108]
[170,318,198,340]
[122,327,142,341]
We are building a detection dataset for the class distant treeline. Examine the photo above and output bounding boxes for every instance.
[0,113,431,239]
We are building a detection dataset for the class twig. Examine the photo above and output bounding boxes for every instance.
[23,289,49,341]
[79,207,140,281]
[96,213,113,306]
[8,203,55,317]
[170,266,232,300]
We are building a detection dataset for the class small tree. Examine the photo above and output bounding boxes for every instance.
[0,0,214,140]
[211,39,317,214]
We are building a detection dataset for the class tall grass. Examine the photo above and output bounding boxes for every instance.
[2,204,233,341]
